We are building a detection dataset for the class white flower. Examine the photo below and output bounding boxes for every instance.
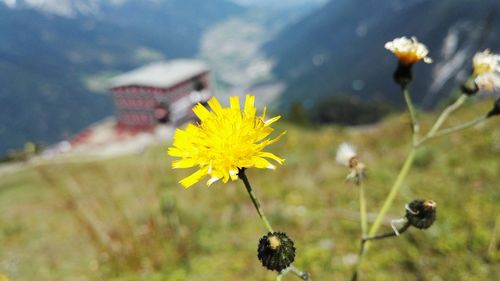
[473,49,500,92]
[385,36,432,65]
[475,73,500,92]
[336,142,357,167]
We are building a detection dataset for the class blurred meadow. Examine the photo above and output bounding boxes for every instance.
[1,100,499,281]
[1,0,500,280]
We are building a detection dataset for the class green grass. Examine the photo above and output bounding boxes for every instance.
[1,100,499,281]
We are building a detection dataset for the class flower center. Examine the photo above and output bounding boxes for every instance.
[474,63,493,75]
[268,235,281,250]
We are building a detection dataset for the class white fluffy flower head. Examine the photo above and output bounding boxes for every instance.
[385,36,432,65]
[336,142,357,167]
[473,49,500,92]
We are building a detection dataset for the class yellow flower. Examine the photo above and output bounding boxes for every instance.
[0,275,9,281]
[385,36,432,65]
[472,49,500,92]
[168,95,285,188]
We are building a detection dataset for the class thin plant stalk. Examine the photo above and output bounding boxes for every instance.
[362,222,411,242]
[427,94,468,136]
[239,168,274,233]
[366,148,416,240]
[277,265,311,281]
[350,182,368,281]
[351,91,484,280]
[351,147,417,281]
[432,114,488,138]
[403,87,420,144]
[416,94,469,146]
[239,169,311,281]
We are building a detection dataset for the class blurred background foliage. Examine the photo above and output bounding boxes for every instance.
[1,100,498,280]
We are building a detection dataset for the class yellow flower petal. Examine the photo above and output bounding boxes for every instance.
[172,159,197,169]
[264,115,281,126]
[208,96,223,114]
[193,103,211,121]
[259,152,285,164]
[230,96,240,111]
[168,95,285,187]
[179,167,209,188]
[252,156,275,169]
[244,94,256,117]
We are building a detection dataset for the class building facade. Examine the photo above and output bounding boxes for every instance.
[109,60,211,131]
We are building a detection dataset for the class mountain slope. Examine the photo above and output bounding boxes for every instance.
[264,0,500,112]
[0,0,243,156]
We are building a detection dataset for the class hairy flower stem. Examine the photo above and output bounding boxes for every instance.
[351,148,417,281]
[367,148,416,242]
[277,265,312,281]
[362,222,411,242]
[351,183,368,281]
[403,87,420,145]
[239,168,274,233]
[432,114,488,138]
[350,86,421,281]
[416,94,468,146]
[239,169,311,281]
[427,94,468,136]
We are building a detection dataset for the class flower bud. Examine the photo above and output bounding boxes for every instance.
[405,200,436,229]
[257,232,296,272]
[460,76,479,96]
[393,63,413,88]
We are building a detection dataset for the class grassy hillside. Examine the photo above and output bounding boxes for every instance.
[0,99,499,280]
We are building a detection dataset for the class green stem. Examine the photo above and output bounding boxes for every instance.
[351,148,417,281]
[432,114,488,138]
[277,265,311,281]
[427,94,468,137]
[289,265,311,281]
[362,222,411,242]
[239,169,311,280]
[417,94,468,146]
[238,169,274,233]
[403,87,419,145]
[359,182,368,237]
[367,148,416,238]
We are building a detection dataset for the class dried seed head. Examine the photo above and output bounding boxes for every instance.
[336,143,357,167]
[349,156,359,169]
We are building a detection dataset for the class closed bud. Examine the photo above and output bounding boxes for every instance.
[257,232,296,272]
[405,199,436,229]
[461,76,479,96]
[393,63,413,88]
